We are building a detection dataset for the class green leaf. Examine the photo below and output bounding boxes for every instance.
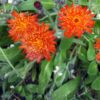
[16,85,33,100]
[54,63,68,87]
[87,41,96,61]
[5,61,24,81]
[26,84,38,93]
[85,76,96,85]
[78,46,88,63]
[0,4,11,12]
[94,20,100,36]
[54,52,63,65]
[78,0,88,6]
[32,68,36,81]
[7,61,35,82]
[0,35,12,46]
[90,0,100,13]
[15,85,23,93]
[73,38,85,46]
[54,37,73,65]
[86,34,96,43]
[25,94,32,100]
[88,61,98,76]
[20,61,35,79]
[41,0,55,9]
[59,37,73,52]
[7,67,25,82]
[17,0,55,11]
[0,64,11,76]
[1,91,11,100]
[52,77,80,100]
[7,70,20,83]
[38,58,54,93]
[17,0,37,11]
[0,45,23,63]
[91,76,100,90]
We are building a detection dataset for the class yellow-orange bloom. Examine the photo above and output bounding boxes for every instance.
[20,23,56,62]
[94,38,100,50]
[7,11,38,41]
[58,4,95,38]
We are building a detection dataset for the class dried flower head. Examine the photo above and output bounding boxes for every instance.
[7,11,38,41]
[34,1,42,10]
[20,23,56,62]
[58,4,95,38]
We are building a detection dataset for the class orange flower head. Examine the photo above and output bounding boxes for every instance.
[58,4,95,38]
[96,52,100,62]
[94,38,100,50]
[20,23,56,62]
[7,11,38,41]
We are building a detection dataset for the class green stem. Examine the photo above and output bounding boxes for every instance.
[54,14,58,30]
[0,47,21,77]
[69,46,77,60]
[3,4,6,12]
[2,81,6,100]
[77,45,81,54]
[83,35,89,42]
[43,7,55,28]
[39,12,57,21]
[10,5,15,13]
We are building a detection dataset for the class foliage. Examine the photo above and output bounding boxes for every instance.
[0,0,100,100]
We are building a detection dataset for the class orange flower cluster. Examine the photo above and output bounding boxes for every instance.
[7,11,38,41]
[20,23,56,62]
[8,11,56,62]
[8,3,95,62]
[94,38,100,62]
[58,4,95,38]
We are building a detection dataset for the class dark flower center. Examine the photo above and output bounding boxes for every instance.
[74,18,79,23]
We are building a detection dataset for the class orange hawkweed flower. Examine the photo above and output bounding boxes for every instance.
[94,38,100,50]
[20,23,56,62]
[7,11,38,41]
[96,52,100,62]
[58,4,95,38]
